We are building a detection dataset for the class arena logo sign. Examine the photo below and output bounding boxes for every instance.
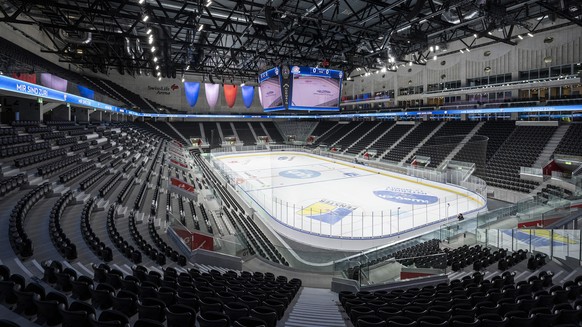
[298,199,357,224]
[374,186,439,205]
[278,169,321,179]
[147,84,180,95]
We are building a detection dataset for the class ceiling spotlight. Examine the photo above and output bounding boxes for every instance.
[158,76,161,81]
[148,38,153,45]
[409,62,412,66]
[151,46,156,52]
[466,48,470,52]
[185,65,190,70]
[139,0,145,4]
[527,32,534,37]
[153,57,158,62]
[381,67,386,73]
[518,35,523,40]
[429,46,434,52]
[487,31,493,35]
[181,76,185,82]
[146,28,152,35]
[435,45,440,51]
[142,14,149,22]
[240,82,245,87]
[155,65,159,70]
[433,55,437,61]
[157,71,161,76]
[474,33,478,38]
[206,0,212,7]
[198,24,204,32]
[460,49,464,53]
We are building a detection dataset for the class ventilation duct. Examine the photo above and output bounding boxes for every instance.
[441,0,485,24]
[58,29,92,44]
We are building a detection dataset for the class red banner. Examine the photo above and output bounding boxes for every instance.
[170,177,194,193]
[12,73,37,84]
[172,228,214,251]
[172,140,183,148]
[224,84,238,108]
[170,159,188,169]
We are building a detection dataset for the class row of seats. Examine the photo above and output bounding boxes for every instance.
[26,126,52,134]
[0,134,34,146]
[14,147,67,168]
[147,217,185,266]
[0,173,27,198]
[338,269,581,327]
[59,162,95,184]
[79,167,109,191]
[41,131,67,140]
[80,198,114,262]
[49,191,78,260]
[37,154,81,176]
[117,178,135,204]
[11,120,40,127]
[99,172,122,197]
[55,136,78,145]
[0,141,50,158]
[107,205,143,265]
[0,127,18,135]
[8,182,50,257]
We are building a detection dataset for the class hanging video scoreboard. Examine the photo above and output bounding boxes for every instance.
[258,65,343,112]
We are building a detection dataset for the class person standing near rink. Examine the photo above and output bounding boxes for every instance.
[457,213,464,221]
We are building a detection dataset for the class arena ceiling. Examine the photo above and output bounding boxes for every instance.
[0,0,580,81]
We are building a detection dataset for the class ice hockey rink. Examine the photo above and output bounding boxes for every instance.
[213,151,486,239]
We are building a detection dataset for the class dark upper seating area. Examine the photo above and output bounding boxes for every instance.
[481,126,557,192]
[335,121,381,151]
[553,123,582,156]
[313,122,358,148]
[383,121,441,163]
[232,122,256,145]
[407,121,479,168]
[345,121,394,156]
[170,122,203,140]
[262,122,284,143]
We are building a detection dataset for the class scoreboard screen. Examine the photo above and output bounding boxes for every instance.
[258,67,284,112]
[288,66,343,111]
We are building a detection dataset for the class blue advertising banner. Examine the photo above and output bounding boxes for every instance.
[184,82,201,107]
[241,85,254,109]
[77,85,95,99]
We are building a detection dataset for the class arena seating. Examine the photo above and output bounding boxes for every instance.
[345,121,394,155]
[261,122,285,143]
[482,126,557,192]
[553,123,582,156]
[202,122,221,147]
[232,122,256,145]
[334,121,382,152]
[407,121,479,168]
[383,121,441,163]
[313,121,358,148]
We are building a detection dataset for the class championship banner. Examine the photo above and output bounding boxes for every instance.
[40,73,68,92]
[184,82,201,107]
[77,85,95,99]
[169,159,189,170]
[169,177,197,201]
[205,83,219,109]
[223,84,238,108]
[241,85,254,109]
[11,73,36,84]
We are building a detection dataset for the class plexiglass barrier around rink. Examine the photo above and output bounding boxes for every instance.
[206,145,487,239]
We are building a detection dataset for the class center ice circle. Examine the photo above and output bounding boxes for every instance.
[278,169,321,179]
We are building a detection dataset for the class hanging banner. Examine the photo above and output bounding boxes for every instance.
[11,73,36,84]
[77,85,95,99]
[223,84,238,108]
[40,73,68,92]
[205,83,219,109]
[184,82,200,108]
[241,85,254,109]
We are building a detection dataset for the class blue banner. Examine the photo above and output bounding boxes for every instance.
[184,82,200,108]
[241,85,254,108]
[77,85,95,99]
